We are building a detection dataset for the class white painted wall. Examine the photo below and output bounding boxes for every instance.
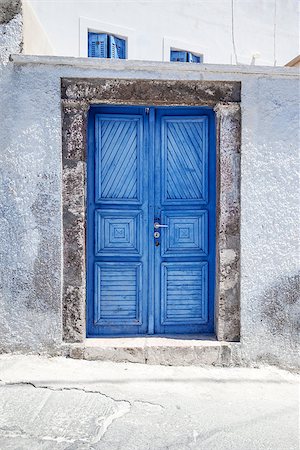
[23,0,54,56]
[23,0,299,66]
[0,54,299,368]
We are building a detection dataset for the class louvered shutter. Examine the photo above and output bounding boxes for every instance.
[109,35,126,59]
[188,52,201,63]
[88,32,108,58]
[170,50,188,62]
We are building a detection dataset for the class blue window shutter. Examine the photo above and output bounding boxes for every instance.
[170,50,188,62]
[188,52,201,63]
[88,32,108,58]
[109,35,126,59]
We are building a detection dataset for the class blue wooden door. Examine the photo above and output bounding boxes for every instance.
[87,106,215,336]
[153,108,215,334]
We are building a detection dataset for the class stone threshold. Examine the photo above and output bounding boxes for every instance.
[64,336,241,367]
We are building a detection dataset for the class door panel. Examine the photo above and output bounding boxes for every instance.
[154,109,215,334]
[161,117,208,204]
[161,262,208,325]
[95,210,142,256]
[87,106,215,336]
[94,262,142,325]
[87,108,148,336]
[161,210,208,257]
[95,115,143,203]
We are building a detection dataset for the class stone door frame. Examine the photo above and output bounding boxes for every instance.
[61,78,241,343]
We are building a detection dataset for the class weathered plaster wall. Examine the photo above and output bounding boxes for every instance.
[240,77,300,368]
[0,0,22,65]
[0,57,299,368]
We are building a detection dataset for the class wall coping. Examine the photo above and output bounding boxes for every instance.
[10,54,300,78]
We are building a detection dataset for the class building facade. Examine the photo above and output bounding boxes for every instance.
[23,0,299,66]
[0,0,299,369]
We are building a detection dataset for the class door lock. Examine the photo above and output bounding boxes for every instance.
[154,231,160,238]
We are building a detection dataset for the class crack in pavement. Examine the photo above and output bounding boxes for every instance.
[0,384,129,445]
[0,380,164,445]
[0,380,165,409]
[0,380,165,446]
[0,379,165,409]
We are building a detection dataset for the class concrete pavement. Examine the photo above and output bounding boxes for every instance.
[0,355,298,449]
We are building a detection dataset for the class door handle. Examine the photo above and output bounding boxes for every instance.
[154,222,168,229]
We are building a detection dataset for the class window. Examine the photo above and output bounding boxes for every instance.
[88,32,126,59]
[170,49,202,63]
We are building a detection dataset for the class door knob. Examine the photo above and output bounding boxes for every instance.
[154,222,168,229]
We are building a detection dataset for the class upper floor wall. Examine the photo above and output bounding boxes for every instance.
[23,0,299,66]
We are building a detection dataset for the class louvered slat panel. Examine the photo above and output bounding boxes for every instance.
[88,32,108,58]
[170,50,188,62]
[94,263,141,324]
[187,52,201,63]
[161,263,208,325]
[109,35,126,59]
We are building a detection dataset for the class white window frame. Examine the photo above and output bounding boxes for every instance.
[163,37,206,62]
[79,17,137,58]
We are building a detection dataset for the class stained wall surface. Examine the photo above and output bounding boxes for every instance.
[0,14,299,368]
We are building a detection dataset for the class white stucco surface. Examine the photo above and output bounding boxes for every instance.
[24,0,299,66]
[0,53,299,369]
[0,13,22,64]
[0,1,299,367]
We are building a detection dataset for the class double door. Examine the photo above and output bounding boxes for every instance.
[87,106,216,336]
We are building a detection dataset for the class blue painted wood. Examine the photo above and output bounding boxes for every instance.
[154,107,215,334]
[94,262,142,325]
[171,50,202,63]
[170,50,188,62]
[188,52,201,63]
[161,210,208,257]
[95,210,142,256]
[161,117,208,204]
[87,106,215,336]
[88,33,126,59]
[87,107,148,336]
[161,262,208,325]
[109,35,126,59]
[95,115,142,204]
[88,32,108,58]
